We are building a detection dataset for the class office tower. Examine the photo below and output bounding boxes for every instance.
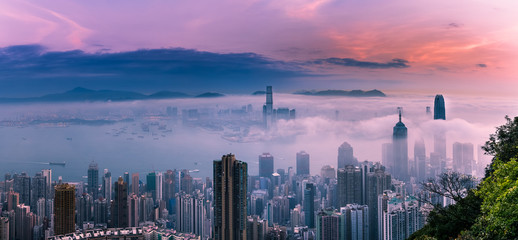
[54,183,75,235]
[296,151,310,175]
[163,170,175,203]
[338,142,357,169]
[111,177,128,228]
[453,142,474,175]
[13,173,31,206]
[392,108,408,181]
[0,217,8,240]
[316,209,339,240]
[320,165,336,179]
[433,95,447,162]
[132,173,140,195]
[93,198,108,225]
[366,164,391,240]
[88,161,99,199]
[337,165,363,207]
[262,86,274,129]
[7,190,19,211]
[339,204,369,240]
[41,169,52,199]
[146,172,157,199]
[259,153,274,178]
[102,169,112,203]
[414,139,426,181]
[213,154,248,240]
[434,95,446,120]
[129,194,140,227]
[303,183,315,228]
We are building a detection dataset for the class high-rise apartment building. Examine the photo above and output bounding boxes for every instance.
[337,165,363,207]
[213,154,248,240]
[54,183,75,235]
[111,177,128,228]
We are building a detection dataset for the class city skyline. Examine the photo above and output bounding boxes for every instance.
[1,1,517,239]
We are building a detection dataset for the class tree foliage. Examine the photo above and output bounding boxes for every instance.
[412,116,518,239]
[465,158,518,239]
[482,116,518,175]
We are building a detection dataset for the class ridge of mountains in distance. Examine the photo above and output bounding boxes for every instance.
[0,87,386,103]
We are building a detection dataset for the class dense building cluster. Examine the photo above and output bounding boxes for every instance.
[0,92,481,240]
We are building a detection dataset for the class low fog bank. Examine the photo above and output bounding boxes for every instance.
[0,93,516,180]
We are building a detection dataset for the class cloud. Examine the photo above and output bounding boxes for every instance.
[0,44,311,96]
[477,63,487,68]
[313,58,410,69]
[447,22,462,29]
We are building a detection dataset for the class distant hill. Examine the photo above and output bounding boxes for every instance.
[195,92,225,98]
[294,89,386,97]
[252,91,266,95]
[0,87,215,103]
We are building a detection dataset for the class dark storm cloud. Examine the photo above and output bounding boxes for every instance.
[0,45,308,96]
[477,63,487,68]
[313,58,410,69]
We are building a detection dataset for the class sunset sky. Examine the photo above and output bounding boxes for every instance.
[1,0,517,96]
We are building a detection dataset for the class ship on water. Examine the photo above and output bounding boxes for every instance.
[49,161,66,166]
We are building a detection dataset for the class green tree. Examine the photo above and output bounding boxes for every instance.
[467,158,518,239]
[482,116,518,175]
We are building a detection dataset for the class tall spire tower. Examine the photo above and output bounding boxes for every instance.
[392,107,408,181]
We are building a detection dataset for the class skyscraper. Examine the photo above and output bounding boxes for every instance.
[54,183,75,235]
[263,86,274,129]
[453,142,474,175]
[132,173,140,195]
[296,151,310,175]
[129,194,140,227]
[103,169,112,203]
[433,94,447,160]
[303,182,315,228]
[392,108,408,181]
[163,170,175,203]
[316,209,339,240]
[365,164,391,239]
[433,94,446,120]
[414,139,426,181]
[213,154,248,240]
[259,153,274,178]
[88,161,99,199]
[338,142,357,169]
[337,165,363,206]
[111,177,128,228]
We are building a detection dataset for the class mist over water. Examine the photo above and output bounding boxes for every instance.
[0,93,516,181]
